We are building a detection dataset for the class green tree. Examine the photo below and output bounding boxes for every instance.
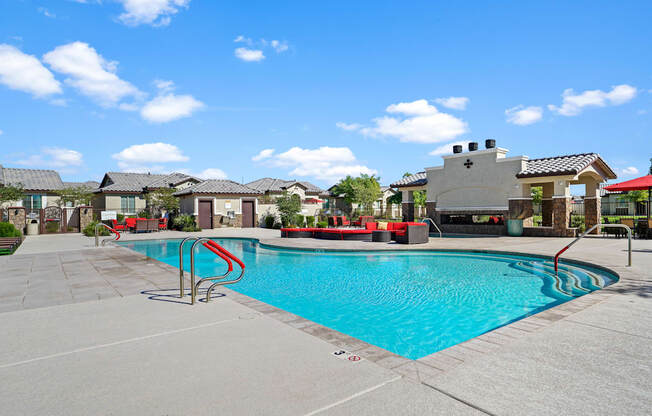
[275,192,301,226]
[619,190,649,203]
[531,187,543,204]
[351,174,382,215]
[330,176,356,206]
[55,186,94,207]
[0,184,25,207]
[146,188,180,214]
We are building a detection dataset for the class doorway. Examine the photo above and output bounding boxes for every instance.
[198,200,213,229]
[242,200,255,228]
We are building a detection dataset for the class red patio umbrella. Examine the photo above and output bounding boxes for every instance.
[604,175,652,219]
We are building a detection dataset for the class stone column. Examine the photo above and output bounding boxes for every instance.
[78,206,93,231]
[584,179,601,234]
[541,182,553,226]
[552,197,572,236]
[425,201,437,230]
[401,190,414,222]
[8,207,26,234]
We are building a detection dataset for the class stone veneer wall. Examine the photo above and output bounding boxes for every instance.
[508,199,533,227]
[402,202,415,222]
[584,197,601,235]
[7,207,26,233]
[78,206,94,231]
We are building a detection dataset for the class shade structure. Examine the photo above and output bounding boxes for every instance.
[604,175,652,219]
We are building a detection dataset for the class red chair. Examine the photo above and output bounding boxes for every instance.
[337,216,350,227]
[111,219,127,231]
[158,218,168,230]
[125,217,137,231]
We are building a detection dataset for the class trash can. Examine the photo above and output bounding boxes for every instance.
[27,220,39,235]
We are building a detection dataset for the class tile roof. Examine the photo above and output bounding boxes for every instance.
[390,172,427,188]
[0,167,64,191]
[63,181,100,190]
[96,172,197,193]
[516,153,616,179]
[173,180,261,196]
[246,177,324,194]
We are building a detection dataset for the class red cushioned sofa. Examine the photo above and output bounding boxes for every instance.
[280,221,428,244]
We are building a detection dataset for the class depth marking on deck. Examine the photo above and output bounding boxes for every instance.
[0,318,242,369]
[303,375,402,416]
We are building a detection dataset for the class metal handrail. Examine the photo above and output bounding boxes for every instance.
[554,223,631,274]
[95,223,120,247]
[203,240,246,302]
[178,236,201,298]
[189,238,245,304]
[421,218,442,238]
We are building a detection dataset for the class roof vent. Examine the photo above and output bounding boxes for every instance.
[468,142,478,151]
[485,139,495,149]
[453,145,463,154]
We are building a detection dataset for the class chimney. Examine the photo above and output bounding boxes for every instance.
[485,139,496,149]
[468,142,478,151]
[453,145,463,154]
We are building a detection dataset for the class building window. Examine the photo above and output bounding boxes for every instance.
[121,196,136,213]
[22,194,43,210]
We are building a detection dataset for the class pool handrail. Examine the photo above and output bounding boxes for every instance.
[421,218,442,238]
[554,223,631,274]
[95,223,120,247]
[178,236,201,298]
[189,238,245,304]
[203,240,245,302]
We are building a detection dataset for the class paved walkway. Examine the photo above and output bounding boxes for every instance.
[1,229,650,415]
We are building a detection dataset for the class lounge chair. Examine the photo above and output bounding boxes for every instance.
[110,219,127,231]
[394,223,429,244]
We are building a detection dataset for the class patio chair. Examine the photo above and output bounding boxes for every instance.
[147,219,159,232]
[134,219,149,233]
[620,218,634,239]
[328,216,337,227]
[125,217,137,231]
[110,219,127,231]
[337,216,350,227]
[395,223,428,244]
[158,218,168,230]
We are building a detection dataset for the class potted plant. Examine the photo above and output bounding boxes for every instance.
[507,207,528,236]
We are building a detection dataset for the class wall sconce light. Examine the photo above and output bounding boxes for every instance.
[14,209,19,215]
[83,208,88,214]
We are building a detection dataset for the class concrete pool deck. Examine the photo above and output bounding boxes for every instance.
[1,229,650,415]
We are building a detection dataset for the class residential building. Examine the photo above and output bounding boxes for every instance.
[93,172,200,215]
[246,178,328,225]
[174,180,262,228]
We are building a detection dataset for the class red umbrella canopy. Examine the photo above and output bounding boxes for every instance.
[604,175,652,191]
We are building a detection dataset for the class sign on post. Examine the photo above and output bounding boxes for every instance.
[101,211,117,221]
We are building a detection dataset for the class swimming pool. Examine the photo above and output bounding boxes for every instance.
[118,238,617,359]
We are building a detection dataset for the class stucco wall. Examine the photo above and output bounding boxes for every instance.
[425,148,527,211]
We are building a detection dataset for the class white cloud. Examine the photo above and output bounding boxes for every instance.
[251,148,275,161]
[38,7,56,18]
[428,141,471,156]
[116,0,191,26]
[0,129,3,136]
[235,47,265,62]
[505,105,543,125]
[43,41,142,107]
[434,96,469,110]
[16,147,83,169]
[335,122,362,131]
[548,84,637,116]
[197,168,228,179]
[140,93,204,123]
[234,35,252,45]
[0,44,62,98]
[352,99,468,144]
[270,40,288,53]
[154,79,175,92]
[112,143,188,172]
[264,146,377,182]
[621,166,639,175]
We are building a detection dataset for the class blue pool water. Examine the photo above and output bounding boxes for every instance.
[118,238,617,359]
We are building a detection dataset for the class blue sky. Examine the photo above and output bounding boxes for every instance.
[0,1,650,187]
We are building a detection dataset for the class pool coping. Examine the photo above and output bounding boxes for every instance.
[111,237,626,383]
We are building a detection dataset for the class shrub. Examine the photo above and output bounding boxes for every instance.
[293,214,304,227]
[316,221,328,228]
[305,216,315,227]
[264,215,275,228]
[0,222,21,237]
[83,221,109,237]
[137,210,150,219]
[45,221,60,233]
[117,214,125,223]
[272,222,282,229]
[173,214,200,232]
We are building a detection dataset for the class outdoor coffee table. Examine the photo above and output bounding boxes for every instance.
[371,230,391,242]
